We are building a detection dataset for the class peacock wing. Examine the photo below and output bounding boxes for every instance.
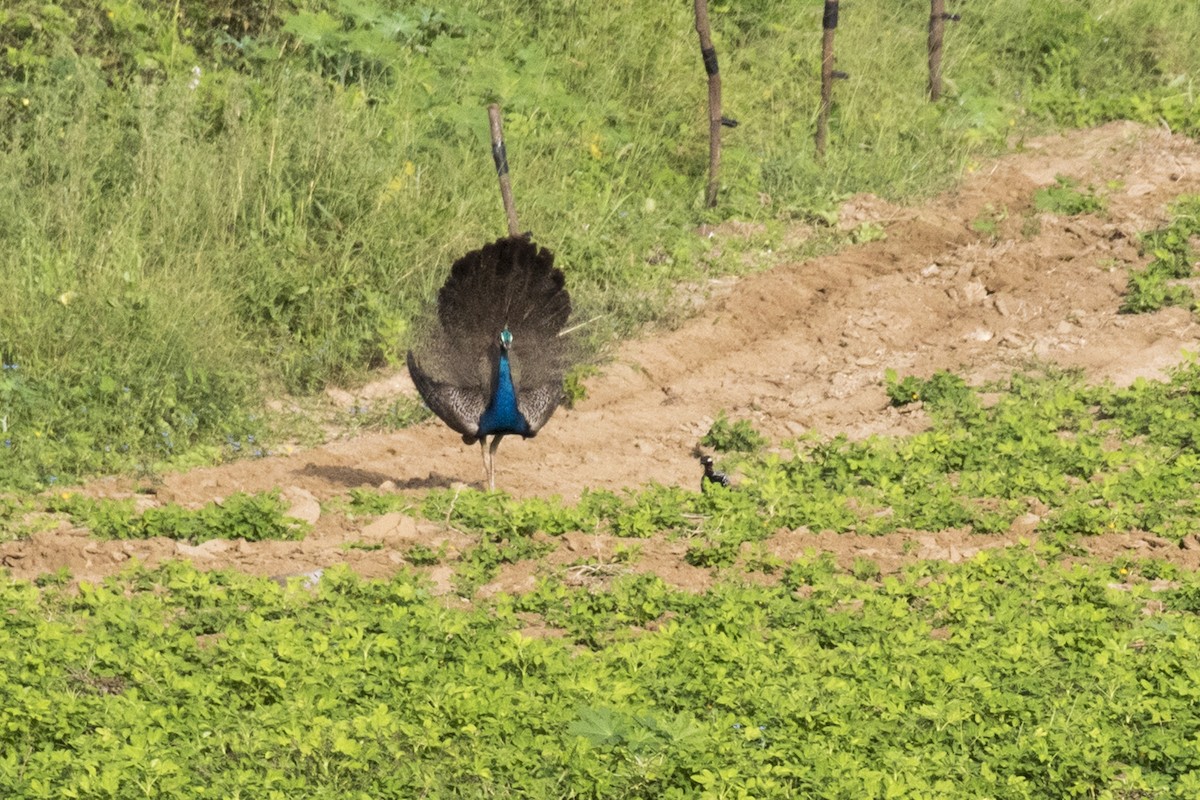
[513,382,562,435]
[406,350,485,442]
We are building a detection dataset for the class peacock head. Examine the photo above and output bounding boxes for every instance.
[499,326,513,351]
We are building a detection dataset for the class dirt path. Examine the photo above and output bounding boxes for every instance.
[6,121,1200,588]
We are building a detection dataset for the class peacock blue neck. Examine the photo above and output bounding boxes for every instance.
[479,347,532,436]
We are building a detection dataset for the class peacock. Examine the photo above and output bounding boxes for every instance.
[699,455,730,491]
[406,235,573,489]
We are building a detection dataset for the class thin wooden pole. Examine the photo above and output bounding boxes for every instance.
[928,2,960,101]
[487,103,520,237]
[928,0,946,101]
[815,0,838,158]
[693,0,722,208]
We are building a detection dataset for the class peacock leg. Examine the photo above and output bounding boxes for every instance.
[478,439,489,490]
[487,435,504,491]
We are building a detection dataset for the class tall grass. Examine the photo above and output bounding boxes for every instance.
[0,0,1198,488]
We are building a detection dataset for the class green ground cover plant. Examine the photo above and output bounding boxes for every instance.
[701,412,768,453]
[1032,175,1104,216]
[1122,194,1200,314]
[3,551,1200,797]
[47,490,308,543]
[1,0,1198,488]
[0,494,36,543]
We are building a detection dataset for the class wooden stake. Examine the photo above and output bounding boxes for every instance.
[693,0,722,208]
[487,104,520,237]
[815,0,838,158]
[928,0,946,101]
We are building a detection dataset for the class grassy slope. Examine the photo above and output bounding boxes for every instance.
[0,0,1198,488]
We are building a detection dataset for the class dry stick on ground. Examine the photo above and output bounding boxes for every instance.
[693,0,722,208]
[815,0,839,158]
[487,103,521,237]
